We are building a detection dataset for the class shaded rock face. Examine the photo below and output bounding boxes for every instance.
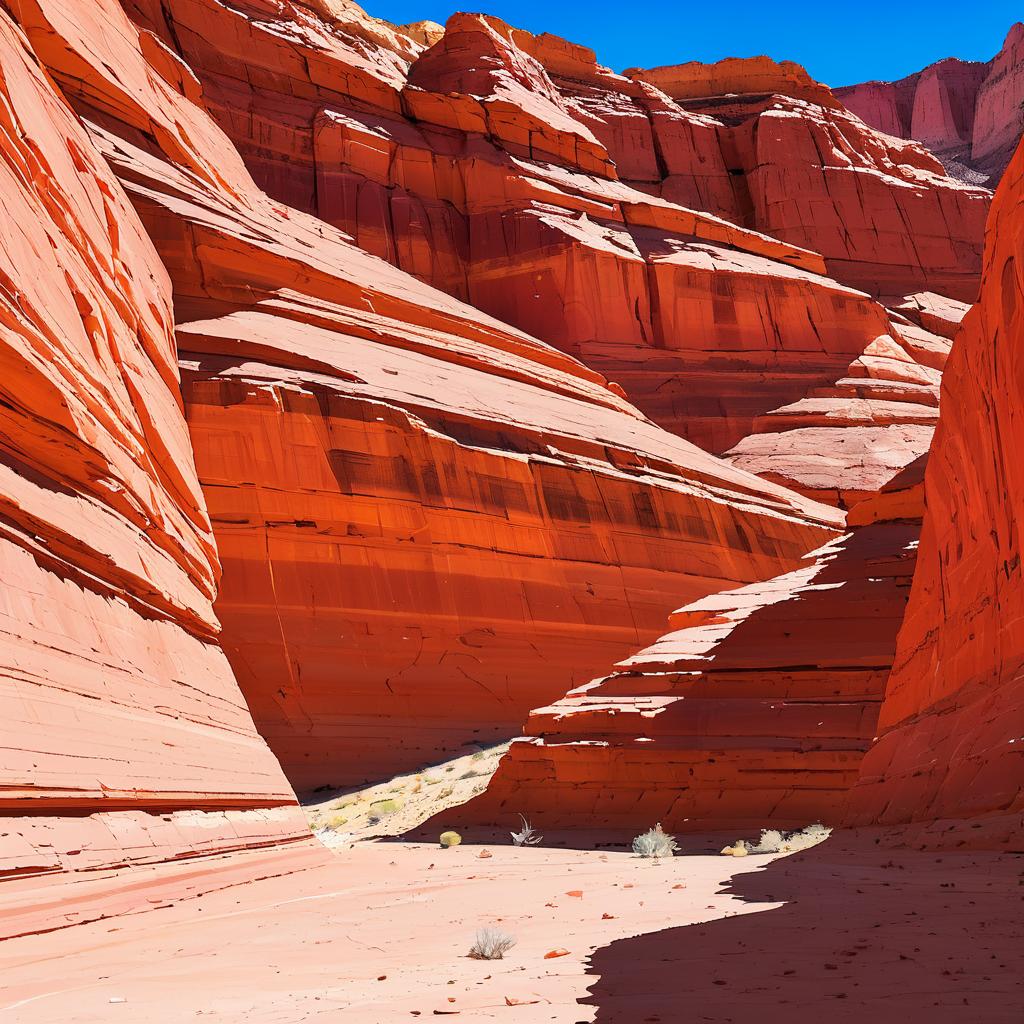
[837,24,1024,187]
[476,470,924,833]
[846,139,1024,848]
[6,0,842,796]
[0,6,310,933]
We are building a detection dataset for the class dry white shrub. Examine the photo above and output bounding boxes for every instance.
[510,814,542,846]
[743,823,832,854]
[468,927,516,960]
[632,823,679,858]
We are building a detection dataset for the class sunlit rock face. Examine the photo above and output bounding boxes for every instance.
[0,0,1010,863]
[838,23,1024,187]
[0,6,310,937]
[7,0,841,795]
[472,465,925,834]
[122,4,988,452]
[846,138,1024,850]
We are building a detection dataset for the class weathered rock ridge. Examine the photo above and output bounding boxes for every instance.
[123,4,988,448]
[837,23,1024,187]
[0,0,1017,942]
[476,462,927,832]
[846,137,1024,849]
[0,5,314,938]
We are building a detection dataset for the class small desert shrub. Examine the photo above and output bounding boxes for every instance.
[325,813,348,829]
[740,823,832,855]
[459,769,481,780]
[471,751,485,761]
[748,829,786,854]
[468,927,516,960]
[632,823,679,858]
[510,814,542,847]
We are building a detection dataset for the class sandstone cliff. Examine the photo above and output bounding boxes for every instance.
[120,6,988,441]
[4,0,844,798]
[0,0,1014,907]
[837,23,1024,187]
[476,463,926,832]
[846,138,1024,849]
[0,6,314,938]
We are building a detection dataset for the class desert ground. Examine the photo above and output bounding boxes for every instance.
[2,828,1020,1023]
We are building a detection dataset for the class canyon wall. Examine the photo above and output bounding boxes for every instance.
[846,139,1024,849]
[837,24,1024,187]
[476,454,929,832]
[0,7,312,939]
[0,0,1014,884]
[5,0,844,796]
[120,5,988,455]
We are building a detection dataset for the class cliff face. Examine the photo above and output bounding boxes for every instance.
[0,6,312,938]
[846,139,1024,848]
[119,6,988,452]
[5,0,845,796]
[0,0,1013,905]
[477,463,926,832]
[837,24,1024,187]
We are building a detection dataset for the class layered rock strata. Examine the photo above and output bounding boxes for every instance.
[118,5,989,458]
[837,24,1024,186]
[0,6,310,930]
[846,139,1024,848]
[477,471,923,833]
[8,0,841,794]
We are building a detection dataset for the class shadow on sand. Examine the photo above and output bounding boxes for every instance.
[581,833,1023,1023]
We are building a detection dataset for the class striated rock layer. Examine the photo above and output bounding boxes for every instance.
[10,0,841,793]
[476,470,924,833]
[846,139,1024,849]
[837,23,1024,187]
[122,4,988,459]
[0,6,311,936]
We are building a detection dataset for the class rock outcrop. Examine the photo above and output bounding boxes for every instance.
[0,0,1013,906]
[837,23,1024,186]
[477,468,924,833]
[0,6,312,936]
[120,5,988,454]
[7,0,843,796]
[846,139,1024,848]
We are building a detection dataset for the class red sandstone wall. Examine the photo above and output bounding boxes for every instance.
[473,464,925,833]
[0,7,310,935]
[847,139,1024,848]
[120,4,988,450]
[837,24,1024,187]
[8,0,842,794]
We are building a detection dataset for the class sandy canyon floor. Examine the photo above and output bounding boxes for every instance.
[1,833,1020,1023]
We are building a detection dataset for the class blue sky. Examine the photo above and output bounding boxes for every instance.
[366,1,1020,87]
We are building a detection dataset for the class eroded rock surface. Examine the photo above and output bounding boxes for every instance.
[0,6,310,937]
[837,23,1024,186]
[121,4,988,455]
[846,138,1024,848]
[6,0,842,795]
[476,469,924,833]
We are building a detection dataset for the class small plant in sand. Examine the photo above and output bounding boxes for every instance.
[510,814,542,847]
[468,927,516,960]
[632,822,679,858]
